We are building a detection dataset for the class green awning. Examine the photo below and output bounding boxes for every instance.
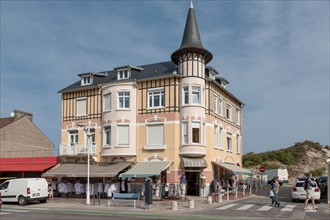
[42,162,132,178]
[182,157,207,168]
[212,162,253,176]
[120,161,172,178]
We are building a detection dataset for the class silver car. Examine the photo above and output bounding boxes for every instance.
[291,178,320,203]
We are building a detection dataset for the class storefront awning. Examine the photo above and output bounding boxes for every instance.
[182,157,207,168]
[212,162,253,176]
[120,161,172,178]
[0,157,59,172]
[42,162,132,178]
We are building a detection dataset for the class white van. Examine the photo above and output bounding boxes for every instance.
[0,178,48,206]
[265,169,289,185]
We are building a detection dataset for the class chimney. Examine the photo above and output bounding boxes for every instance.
[13,109,33,122]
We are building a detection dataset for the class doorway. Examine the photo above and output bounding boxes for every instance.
[185,171,200,196]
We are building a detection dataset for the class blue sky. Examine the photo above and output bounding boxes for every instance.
[1,0,329,154]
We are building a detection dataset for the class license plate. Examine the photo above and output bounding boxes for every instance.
[32,193,40,197]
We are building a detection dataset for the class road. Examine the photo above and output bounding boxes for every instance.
[0,186,329,220]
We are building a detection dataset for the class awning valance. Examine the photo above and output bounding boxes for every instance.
[212,162,253,176]
[182,157,207,168]
[0,157,59,172]
[120,161,172,178]
[42,162,131,178]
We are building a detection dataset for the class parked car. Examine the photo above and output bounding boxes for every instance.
[291,177,320,203]
[0,178,48,206]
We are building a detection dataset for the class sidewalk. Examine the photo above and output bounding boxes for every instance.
[35,189,268,214]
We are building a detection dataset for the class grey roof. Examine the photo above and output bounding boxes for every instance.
[171,3,213,64]
[58,61,177,93]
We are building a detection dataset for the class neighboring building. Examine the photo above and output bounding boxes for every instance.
[0,110,58,178]
[53,2,251,196]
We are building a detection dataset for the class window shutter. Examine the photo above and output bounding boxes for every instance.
[148,125,164,146]
[118,125,129,145]
[77,99,87,116]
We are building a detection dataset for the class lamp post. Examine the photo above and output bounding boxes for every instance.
[76,121,92,205]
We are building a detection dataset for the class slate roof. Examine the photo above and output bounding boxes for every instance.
[58,61,178,94]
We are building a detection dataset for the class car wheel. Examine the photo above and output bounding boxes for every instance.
[18,196,27,206]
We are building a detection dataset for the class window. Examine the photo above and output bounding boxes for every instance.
[226,104,232,121]
[104,126,111,146]
[117,70,129,80]
[148,89,164,108]
[214,125,218,148]
[182,122,188,144]
[183,86,189,105]
[192,122,200,144]
[192,86,200,105]
[69,130,78,146]
[76,98,87,116]
[117,125,129,146]
[236,109,241,125]
[227,133,232,151]
[219,99,223,116]
[219,128,223,149]
[214,96,218,113]
[147,124,164,148]
[87,128,95,145]
[118,92,130,109]
[236,135,240,153]
[103,93,111,112]
[81,76,92,85]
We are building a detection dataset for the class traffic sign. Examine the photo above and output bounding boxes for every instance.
[259,166,266,173]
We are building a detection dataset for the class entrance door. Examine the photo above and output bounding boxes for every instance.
[185,171,200,196]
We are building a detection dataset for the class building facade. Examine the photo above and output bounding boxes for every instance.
[57,3,248,196]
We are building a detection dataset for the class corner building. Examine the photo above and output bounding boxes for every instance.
[58,3,247,197]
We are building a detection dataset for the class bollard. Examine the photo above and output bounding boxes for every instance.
[250,185,252,195]
[107,199,111,207]
[235,187,238,199]
[98,194,101,205]
[171,201,178,211]
[227,188,229,201]
[218,193,222,203]
[243,187,245,197]
[207,196,212,204]
[189,199,194,208]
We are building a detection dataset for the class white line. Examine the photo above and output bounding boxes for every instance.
[216,203,238,210]
[0,212,11,215]
[281,204,296,212]
[305,209,317,212]
[258,205,273,211]
[3,209,30,213]
[236,204,255,210]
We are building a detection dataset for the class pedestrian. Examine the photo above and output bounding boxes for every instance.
[270,178,280,207]
[48,180,53,200]
[304,173,318,210]
[210,180,216,202]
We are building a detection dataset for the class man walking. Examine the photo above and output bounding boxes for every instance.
[304,173,318,210]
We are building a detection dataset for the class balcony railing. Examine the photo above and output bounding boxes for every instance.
[59,144,96,156]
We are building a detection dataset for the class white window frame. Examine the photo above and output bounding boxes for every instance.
[214,125,218,148]
[227,133,232,152]
[219,98,223,116]
[146,123,165,149]
[214,96,218,113]
[103,126,111,146]
[148,88,165,109]
[192,121,201,144]
[182,121,188,144]
[76,97,87,116]
[226,104,232,121]
[117,69,130,80]
[192,86,200,105]
[69,130,78,146]
[81,76,92,85]
[117,124,129,146]
[183,86,189,105]
[219,127,223,149]
[236,109,241,125]
[84,128,95,145]
[103,93,111,112]
[236,134,240,154]
[118,91,130,109]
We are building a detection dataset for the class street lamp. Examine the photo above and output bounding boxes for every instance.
[76,120,92,205]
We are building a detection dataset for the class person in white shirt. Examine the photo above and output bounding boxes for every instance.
[98,181,103,198]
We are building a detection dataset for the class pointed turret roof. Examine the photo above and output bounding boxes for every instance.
[171,2,213,64]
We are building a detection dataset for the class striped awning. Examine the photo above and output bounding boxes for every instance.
[182,157,207,168]
[212,162,253,176]
[42,162,131,178]
[120,161,172,178]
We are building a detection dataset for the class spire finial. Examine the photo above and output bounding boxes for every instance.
[190,0,194,9]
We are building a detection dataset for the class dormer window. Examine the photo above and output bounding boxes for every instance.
[81,76,92,85]
[117,69,130,80]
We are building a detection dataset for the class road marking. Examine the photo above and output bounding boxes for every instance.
[281,205,296,212]
[0,212,11,215]
[3,209,30,212]
[236,204,255,210]
[216,203,238,210]
[258,205,273,211]
[305,209,317,212]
